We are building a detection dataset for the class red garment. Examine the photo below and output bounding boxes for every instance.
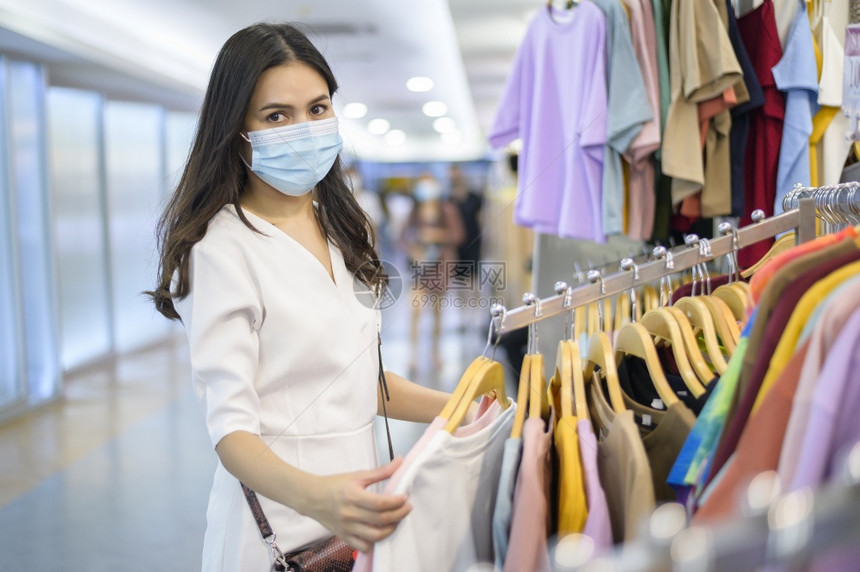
[736,0,785,269]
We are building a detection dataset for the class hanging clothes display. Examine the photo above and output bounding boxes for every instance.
[592,0,652,237]
[488,4,608,242]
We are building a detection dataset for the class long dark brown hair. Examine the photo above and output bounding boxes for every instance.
[148,22,385,320]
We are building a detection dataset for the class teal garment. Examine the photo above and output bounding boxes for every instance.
[592,0,652,236]
[667,313,755,491]
[650,0,671,146]
[492,437,523,568]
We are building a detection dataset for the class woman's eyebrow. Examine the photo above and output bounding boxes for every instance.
[258,94,330,112]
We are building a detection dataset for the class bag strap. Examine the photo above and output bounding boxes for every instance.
[377,331,395,463]
[241,482,288,571]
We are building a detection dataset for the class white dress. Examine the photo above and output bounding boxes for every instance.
[173,205,380,572]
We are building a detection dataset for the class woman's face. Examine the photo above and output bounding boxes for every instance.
[243,61,334,134]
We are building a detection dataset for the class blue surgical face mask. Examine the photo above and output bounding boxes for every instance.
[241,116,343,196]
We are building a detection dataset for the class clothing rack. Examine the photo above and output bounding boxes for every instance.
[783,181,860,234]
[495,197,817,334]
[558,441,860,572]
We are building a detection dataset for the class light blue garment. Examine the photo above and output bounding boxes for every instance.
[492,437,523,568]
[798,274,860,345]
[772,0,819,215]
[591,0,653,236]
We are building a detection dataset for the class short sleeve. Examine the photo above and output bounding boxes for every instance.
[174,241,264,448]
[488,33,528,148]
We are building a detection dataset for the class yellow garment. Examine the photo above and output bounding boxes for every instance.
[753,258,860,412]
[555,416,589,535]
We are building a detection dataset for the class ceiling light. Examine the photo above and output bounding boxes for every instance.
[433,117,457,133]
[441,130,463,145]
[406,76,434,92]
[422,101,448,117]
[343,102,368,119]
[384,130,406,145]
[367,118,390,135]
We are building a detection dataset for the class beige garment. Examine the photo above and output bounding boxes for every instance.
[622,395,696,502]
[664,0,742,206]
[589,382,656,543]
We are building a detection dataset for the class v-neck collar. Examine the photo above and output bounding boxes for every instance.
[233,205,338,287]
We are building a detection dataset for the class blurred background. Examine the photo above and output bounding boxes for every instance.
[0,2,555,569]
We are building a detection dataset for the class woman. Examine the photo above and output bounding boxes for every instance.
[401,173,465,373]
[147,22,457,571]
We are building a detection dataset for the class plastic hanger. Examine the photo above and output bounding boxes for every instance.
[673,297,728,375]
[614,322,680,407]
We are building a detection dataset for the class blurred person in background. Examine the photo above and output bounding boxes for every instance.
[401,172,464,374]
[448,164,485,332]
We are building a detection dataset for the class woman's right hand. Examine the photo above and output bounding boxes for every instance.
[305,457,412,552]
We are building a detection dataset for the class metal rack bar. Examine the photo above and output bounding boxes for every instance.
[497,198,816,335]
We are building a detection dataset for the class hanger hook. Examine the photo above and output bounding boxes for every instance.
[522,293,541,354]
[586,269,605,330]
[555,281,574,340]
[651,245,674,307]
[717,222,740,283]
[684,234,700,297]
[482,304,506,359]
[699,238,713,295]
[620,258,640,323]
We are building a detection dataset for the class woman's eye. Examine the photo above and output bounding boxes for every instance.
[311,104,328,116]
[266,112,286,123]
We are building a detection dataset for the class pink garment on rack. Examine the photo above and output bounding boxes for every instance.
[621,0,662,240]
[578,419,613,552]
[504,415,553,572]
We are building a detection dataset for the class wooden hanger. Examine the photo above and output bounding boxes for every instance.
[614,292,631,332]
[740,232,795,279]
[713,284,747,322]
[528,353,549,421]
[573,305,586,343]
[583,331,626,413]
[664,304,721,380]
[614,322,680,406]
[642,284,659,313]
[510,354,532,439]
[706,296,740,346]
[673,297,728,375]
[444,358,509,433]
[550,340,589,420]
[439,357,489,420]
[639,309,706,397]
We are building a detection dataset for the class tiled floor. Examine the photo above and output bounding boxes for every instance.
[0,255,516,571]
